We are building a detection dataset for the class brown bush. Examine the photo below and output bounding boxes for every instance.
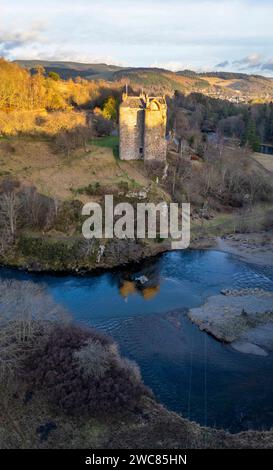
[0,110,87,137]
[0,110,39,136]
[92,114,114,136]
[19,186,56,230]
[40,111,86,136]
[53,125,94,156]
[165,144,273,210]
[53,199,82,232]
[144,161,166,181]
[23,324,148,416]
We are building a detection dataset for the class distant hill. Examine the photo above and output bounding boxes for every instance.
[14,60,123,80]
[112,68,273,100]
[112,68,211,94]
[15,60,273,101]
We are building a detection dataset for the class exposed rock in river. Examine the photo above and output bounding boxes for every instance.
[231,341,268,356]
[188,289,273,356]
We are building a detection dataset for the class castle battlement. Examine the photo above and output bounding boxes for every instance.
[119,93,167,161]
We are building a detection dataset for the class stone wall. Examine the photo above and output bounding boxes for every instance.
[144,102,167,161]
[119,107,144,161]
[119,95,167,161]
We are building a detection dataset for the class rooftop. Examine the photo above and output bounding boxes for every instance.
[120,94,166,109]
[120,96,146,109]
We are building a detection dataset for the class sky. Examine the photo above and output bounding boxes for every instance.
[1,0,273,75]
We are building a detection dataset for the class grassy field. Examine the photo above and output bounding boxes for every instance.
[0,136,157,202]
[90,135,119,149]
[90,135,119,159]
[190,203,273,245]
[253,152,273,174]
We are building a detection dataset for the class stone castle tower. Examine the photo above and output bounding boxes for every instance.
[119,92,167,161]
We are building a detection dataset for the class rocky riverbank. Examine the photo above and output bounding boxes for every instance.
[0,228,272,275]
[215,231,273,266]
[0,235,171,274]
[188,288,273,356]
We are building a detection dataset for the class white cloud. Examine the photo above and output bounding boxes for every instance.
[262,58,273,72]
[0,22,46,57]
[233,53,264,69]
[1,1,273,76]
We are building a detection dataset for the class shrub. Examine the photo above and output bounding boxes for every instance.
[53,125,94,156]
[101,96,118,121]
[18,234,85,268]
[76,182,102,196]
[0,110,86,137]
[0,280,69,383]
[48,71,60,81]
[144,161,166,180]
[19,186,56,230]
[53,199,83,232]
[92,115,114,137]
[117,180,129,194]
[0,110,38,136]
[75,339,117,379]
[23,324,148,416]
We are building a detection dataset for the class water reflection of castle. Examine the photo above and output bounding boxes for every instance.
[119,280,160,300]
[117,261,161,301]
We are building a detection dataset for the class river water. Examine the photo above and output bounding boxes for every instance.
[1,249,273,432]
[260,144,273,155]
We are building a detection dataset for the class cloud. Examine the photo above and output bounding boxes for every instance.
[261,58,273,71]
[215,60,229,68]
[229,53,273,75]
[233,53,264,69]
[1,1,273,76]
[0,23,45,57]
[150,61,192,71]
[6,39,126,67]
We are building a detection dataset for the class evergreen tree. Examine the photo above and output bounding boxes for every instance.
[265,104,273,144]
[242,118,261,151]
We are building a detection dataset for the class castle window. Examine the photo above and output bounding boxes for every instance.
[139,147,143,155]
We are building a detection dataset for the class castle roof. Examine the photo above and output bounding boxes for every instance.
[148,96,166,105]
[120,96,145,109]
[121,94,166,109]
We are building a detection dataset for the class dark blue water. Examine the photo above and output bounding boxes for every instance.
[1,249,273,432]
[260,144,273,155]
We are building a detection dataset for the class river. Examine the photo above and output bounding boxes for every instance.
[260,144,273,155]
[1,249,273,433]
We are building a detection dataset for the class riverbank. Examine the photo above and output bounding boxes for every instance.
[0,236,171,274]
[2,226,272,275]
[1,250,273,448]
[188,289,273,356]
[214,231,273,266]
[188,230,273,356]
[2,383,273,449]
[3,196,273,274]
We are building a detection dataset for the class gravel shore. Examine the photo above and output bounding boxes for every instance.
[188,289,273,356]
[215,231,273,266]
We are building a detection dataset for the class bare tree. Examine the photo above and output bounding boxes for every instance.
[54,126,94,157]
[0,191,21,238]
[0,278,70,381]
[79,238,96,258]
[20,186,56,230]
